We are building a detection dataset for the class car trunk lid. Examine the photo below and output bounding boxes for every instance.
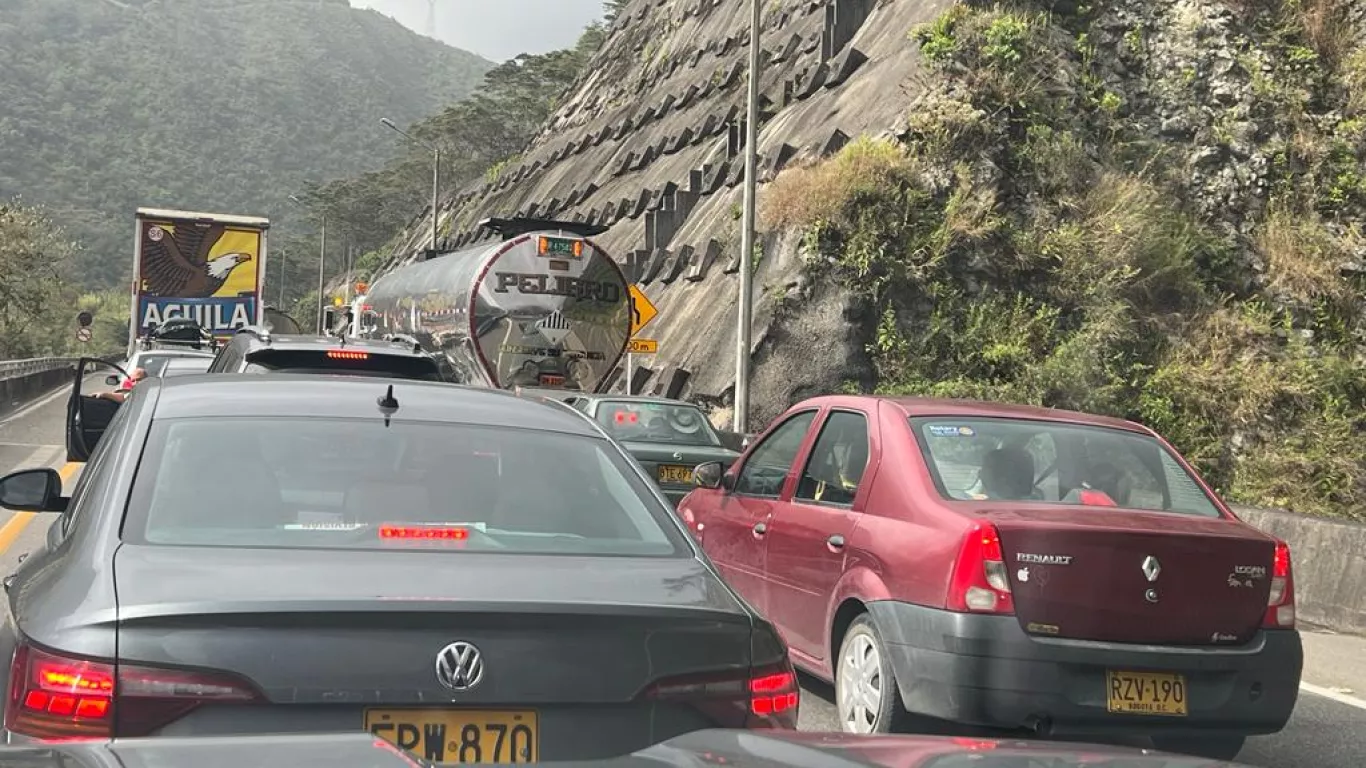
[112,545,755,705]
[981,506,1276,645]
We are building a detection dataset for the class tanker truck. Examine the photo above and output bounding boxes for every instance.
[359,217,632,392]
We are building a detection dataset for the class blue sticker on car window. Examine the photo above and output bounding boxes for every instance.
[928,425,975,437]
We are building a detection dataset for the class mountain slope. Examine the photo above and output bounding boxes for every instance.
[0,0,492,287]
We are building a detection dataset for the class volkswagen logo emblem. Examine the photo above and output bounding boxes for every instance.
[434,641,484,692]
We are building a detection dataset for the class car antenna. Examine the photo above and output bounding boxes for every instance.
[377,384,399,427]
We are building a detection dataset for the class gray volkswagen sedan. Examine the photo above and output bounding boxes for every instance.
[0,373,798,760]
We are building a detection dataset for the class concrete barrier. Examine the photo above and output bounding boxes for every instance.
[0,365,76,420]
[0,356,124,421]
[1234,505,1366,635]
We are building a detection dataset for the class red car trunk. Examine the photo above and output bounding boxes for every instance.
[982,506,1277,646]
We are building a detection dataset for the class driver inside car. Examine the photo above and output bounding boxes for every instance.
[96,367,146,403]
[969,446,1041,501]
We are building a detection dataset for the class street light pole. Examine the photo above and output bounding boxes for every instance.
[380,117,441,254]
[316,215,327,333]
[734,0,761,435]
[290,194,328,333]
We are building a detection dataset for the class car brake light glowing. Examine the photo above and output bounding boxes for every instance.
[614,411,639,424]
[748,671,799,717]
[6,642,261,740]
[379,525,469,540]
[643,661,799,729]
[946,521,1014,614]
[326,350,369,360]
[1263,539,1295,629]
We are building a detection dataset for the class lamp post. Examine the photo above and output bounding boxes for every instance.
[733,0,761,434]
[380,117,440,254]
[289,194,327,333]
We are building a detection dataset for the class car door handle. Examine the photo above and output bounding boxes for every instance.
[753,522,767,537]
[827,534,846,550]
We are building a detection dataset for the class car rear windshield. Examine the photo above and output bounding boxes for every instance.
[123,417,688,556]
[909,416,1221,517]
[134,355,178,377]
[244,349,442,381]
[595,401,721,446]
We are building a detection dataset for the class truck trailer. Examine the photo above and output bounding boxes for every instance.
[129,207,269,354]
[360,217,631,392]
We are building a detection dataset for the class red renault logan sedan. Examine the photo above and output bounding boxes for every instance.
[677,396,1301,761]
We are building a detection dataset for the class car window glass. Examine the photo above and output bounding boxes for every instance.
[123,417,688,557]
[734,411,817,497]
[910,417,1220,517]
[795,411,870,506]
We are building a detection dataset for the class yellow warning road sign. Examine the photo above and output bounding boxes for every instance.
[628,285,658,336]
[627,338,658,354]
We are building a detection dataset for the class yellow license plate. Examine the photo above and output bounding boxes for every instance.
[1106,670,1188,716]
[657,464,694,484]
[366,708,539,763]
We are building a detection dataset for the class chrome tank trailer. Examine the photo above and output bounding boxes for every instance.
[363,218,631,391]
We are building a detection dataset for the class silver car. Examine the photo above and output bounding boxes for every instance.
[0,372,799,760]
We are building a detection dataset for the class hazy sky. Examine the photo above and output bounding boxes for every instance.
[349,0,604,61]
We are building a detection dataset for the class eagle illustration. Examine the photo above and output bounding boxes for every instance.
[141,222,253,298]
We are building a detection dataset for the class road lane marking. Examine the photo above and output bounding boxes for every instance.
[1301,681,1366,711]
[0,461,80,554]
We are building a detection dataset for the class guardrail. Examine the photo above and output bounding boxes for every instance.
[0,357,82,381]
[0,355,124,420]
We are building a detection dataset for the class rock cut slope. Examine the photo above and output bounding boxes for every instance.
[381,0,947,421]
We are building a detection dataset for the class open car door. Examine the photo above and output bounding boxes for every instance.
[66,358,129,463]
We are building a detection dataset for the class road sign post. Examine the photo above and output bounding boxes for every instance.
[625,286,660,395]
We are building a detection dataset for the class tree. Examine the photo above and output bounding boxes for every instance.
[0,199,82,357]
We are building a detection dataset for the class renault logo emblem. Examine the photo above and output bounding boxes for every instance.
[1141,556,1161,582]
[434,641,484,692]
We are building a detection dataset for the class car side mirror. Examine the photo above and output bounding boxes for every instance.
[104,374,120,386]
[694,462,724,490]
[721,469,738,491]
[0,468,66,513]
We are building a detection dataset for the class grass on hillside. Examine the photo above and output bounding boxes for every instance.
[760,0,1366,518]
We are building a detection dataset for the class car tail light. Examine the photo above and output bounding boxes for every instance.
[642,662,799,729]
[327,350,369,360]
[6,641,262,740]
[947,521,1014,614]
[643,622,798,730]
[1263,540,1295,629]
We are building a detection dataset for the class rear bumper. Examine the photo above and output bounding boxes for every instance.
[867,601,1302,738]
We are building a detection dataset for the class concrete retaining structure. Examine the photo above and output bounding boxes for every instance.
[0,365,76,420]
[1235,505,1366,635]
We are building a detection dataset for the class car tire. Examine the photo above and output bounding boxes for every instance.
[1150,735,1246,761]
[834,614,912,734]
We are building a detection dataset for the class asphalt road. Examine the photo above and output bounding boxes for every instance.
[1,379,1364,766]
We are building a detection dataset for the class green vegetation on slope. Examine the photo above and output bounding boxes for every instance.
[764,0,1365,517]
[0,200,125,359]
[281,19,609,324]
[0,0,492,289]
